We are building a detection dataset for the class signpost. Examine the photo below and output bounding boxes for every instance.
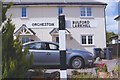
[59,14,67,80]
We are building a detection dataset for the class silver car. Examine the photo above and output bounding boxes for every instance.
[23,41,94,69]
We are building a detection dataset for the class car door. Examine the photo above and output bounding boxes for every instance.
[44,43,60,65]
[26,42,41,65]
[26,42,47,65]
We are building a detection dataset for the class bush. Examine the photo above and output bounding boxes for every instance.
[113,65,120,79]
[95,63,107,73]
[70,70,96,79]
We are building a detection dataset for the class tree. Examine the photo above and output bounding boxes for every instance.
[106,31,117,44]
[2,2,33,78]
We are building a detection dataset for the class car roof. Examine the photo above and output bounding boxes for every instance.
[23,41,59,46]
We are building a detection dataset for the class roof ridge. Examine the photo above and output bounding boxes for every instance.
[2,0,107,4]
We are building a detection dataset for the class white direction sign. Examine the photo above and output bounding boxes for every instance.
[26,18,98,29]
[27,18,58,28]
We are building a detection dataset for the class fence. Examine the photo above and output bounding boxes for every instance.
[107,43,120,59]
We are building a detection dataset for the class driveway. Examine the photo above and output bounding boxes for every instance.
[45,59,119,75]
[100,59,119,72]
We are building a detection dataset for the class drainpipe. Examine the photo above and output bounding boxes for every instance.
[104,4,107,48]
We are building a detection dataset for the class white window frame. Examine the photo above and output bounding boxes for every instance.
[80,7,92,17]
[81,35,94,46]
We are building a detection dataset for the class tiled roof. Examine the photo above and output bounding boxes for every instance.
[2,0,107,5]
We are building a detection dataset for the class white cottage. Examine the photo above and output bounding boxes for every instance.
[3,0,107,53]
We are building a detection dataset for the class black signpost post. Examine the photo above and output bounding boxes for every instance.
[59,14,67,80]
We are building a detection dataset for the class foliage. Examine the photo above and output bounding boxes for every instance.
[2,2,13,22]
[106,32,117,44]
[113,65,120,73]
[113,64,120,79]
[71,70,96,79]
[2,2,33,78]
[95,63,108,73]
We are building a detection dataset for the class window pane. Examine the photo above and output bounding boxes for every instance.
[82,36,86,44]
[35,43,42,49]
[81,7,86,16]
[22,37,29,43]
[88,36,93,44]
[49,44,58,50]
[22,7,26,17]
[80,7,92,16]
[87,7,91,16]
[28,43,36,49]
[58,7,63,15]
[22,38,25,43]
[56,37,59,43]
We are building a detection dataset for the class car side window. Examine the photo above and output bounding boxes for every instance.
[47,43,58,50]
[35,43,42,50]
[24,42,58,50]
[30,43,36,49]
[25,43,42,50]
[24,43,36,49]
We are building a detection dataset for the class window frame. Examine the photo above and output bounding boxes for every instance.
[81,35,94,46]
[80,7,92,17]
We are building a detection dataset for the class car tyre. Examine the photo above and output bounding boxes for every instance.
[70,57,84,69]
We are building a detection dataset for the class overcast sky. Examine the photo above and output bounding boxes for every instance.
[97,0,119,34]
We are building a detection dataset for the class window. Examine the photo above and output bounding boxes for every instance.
[48,43,58,50]
[58,7,63,15]
[24,43,43,50]
[22,37,30,43]
[87,7,92,16]
[81,35,93,45]
[82,36,86,44]
[23,43,35,49]
[45,43,58,50]
[88,36,93,44]
[27,43,36,49]
[56,37,59,43]
[80,7,92,16]
[22,7,26,17]
[81,8,86,16]
[35,43,42,49]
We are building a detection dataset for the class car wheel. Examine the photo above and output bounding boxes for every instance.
[70,57,84,69]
